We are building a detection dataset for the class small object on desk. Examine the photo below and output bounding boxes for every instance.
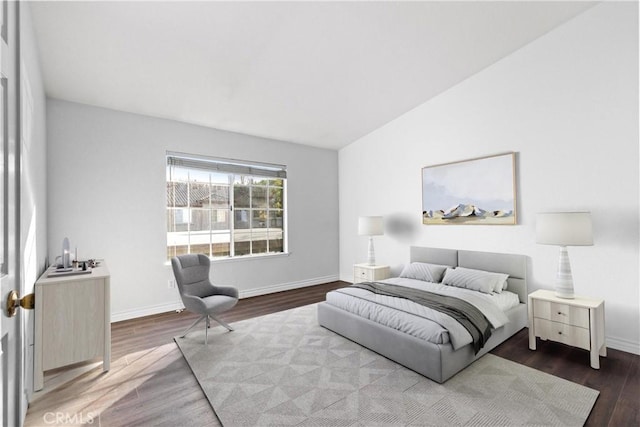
[82,261,87,271]
[47,266,92,278]
[61,237,71,269]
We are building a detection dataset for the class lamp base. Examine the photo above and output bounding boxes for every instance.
[554,246,575,299]
[367,236,376,266]
[555,289,575,299]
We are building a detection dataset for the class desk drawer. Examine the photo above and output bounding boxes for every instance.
[534,318,590,351]
[533,300,589,328]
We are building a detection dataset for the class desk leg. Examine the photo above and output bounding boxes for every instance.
[103,278,111,372]
[34,286,44,391]
[103,345,110,372]
[34,369,44,392]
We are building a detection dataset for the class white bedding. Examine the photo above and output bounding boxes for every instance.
[325,277,521,350]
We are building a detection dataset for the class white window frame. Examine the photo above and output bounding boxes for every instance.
[166,152,288,261]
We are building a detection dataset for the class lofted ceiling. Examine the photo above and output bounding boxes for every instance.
[29,1,595,150]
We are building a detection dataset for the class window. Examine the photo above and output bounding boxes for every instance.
[166,152,287,261]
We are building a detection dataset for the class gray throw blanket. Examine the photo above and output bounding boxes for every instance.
[350,282,491,354]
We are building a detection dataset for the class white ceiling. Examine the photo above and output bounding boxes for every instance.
[29,1,594,150]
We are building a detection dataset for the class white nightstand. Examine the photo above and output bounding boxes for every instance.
[528,289,606,369]
[353,263,390,284]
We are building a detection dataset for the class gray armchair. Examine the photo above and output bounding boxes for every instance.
[171,254,238,344]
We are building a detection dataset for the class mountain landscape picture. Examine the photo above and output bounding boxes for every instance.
[422,153,516,225]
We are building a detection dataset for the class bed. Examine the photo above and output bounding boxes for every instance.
[317,246,527,383]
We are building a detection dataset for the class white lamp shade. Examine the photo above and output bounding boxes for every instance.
[358,216,384,236]
[536,212,593,246]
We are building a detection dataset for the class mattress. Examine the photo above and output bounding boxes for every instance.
[325,277,521,350]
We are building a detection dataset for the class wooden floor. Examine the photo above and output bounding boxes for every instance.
[25,281,638,426]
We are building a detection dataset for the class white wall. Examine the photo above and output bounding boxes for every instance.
[339,2,639,354]
[46,100,339,321]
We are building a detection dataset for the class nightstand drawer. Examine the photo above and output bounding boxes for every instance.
[533,299,590,328]
[356,269,370,281]
[353,264,390,284]
[533,318,590,351]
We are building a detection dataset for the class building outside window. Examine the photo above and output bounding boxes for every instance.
[166,152,286,261]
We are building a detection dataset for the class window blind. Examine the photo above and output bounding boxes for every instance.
[167,152,286,179]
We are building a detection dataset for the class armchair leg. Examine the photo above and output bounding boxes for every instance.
[210,315,234,332]
[205,316,210,345]
[181,315,206,338]
[180,314,233,345]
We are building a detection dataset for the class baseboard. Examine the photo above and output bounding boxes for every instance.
[111,301,184,323]
[110,274,339,323]
[238,274,339,299]
[607,335,640,355]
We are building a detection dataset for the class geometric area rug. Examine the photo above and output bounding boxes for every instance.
[175,304,599,426]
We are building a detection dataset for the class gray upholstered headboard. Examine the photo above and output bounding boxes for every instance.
[409,246,527,303]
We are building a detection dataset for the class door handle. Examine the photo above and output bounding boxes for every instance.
[5,290,35,317]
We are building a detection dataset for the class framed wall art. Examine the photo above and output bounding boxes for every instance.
[422,152,516,225]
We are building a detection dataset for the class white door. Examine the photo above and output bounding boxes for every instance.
[1,1,25,426]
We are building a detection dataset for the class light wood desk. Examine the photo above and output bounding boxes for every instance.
[34,263,110,391]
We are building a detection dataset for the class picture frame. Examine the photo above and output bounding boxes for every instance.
[422,152,516,225]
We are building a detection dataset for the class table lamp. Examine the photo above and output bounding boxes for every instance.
[536,212,593,299]
[358,216,384,266]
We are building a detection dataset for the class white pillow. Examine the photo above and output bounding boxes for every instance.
[442,267,509,294]
[399,262,450,283]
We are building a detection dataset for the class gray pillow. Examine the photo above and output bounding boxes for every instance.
[442,267,509,294]
[399,262,450,283]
